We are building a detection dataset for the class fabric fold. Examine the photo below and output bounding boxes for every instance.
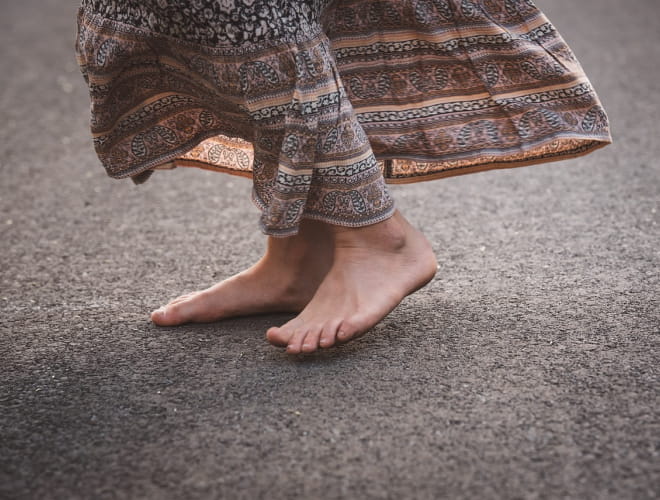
[75,0,611,235]
[248,35,395,235]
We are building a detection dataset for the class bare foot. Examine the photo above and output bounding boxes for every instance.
[150,220,333,326]
[266,211,438,353]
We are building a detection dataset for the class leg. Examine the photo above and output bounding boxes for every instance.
[266,210,437,353]
[150,219,333,326]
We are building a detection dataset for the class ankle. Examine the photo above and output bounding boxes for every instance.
[332,212,408,252]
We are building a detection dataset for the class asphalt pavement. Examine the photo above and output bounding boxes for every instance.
[1,0,658,498]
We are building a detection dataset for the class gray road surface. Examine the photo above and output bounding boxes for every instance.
[1,0,658,498]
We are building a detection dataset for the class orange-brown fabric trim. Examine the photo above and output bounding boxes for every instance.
[383,140,610,185]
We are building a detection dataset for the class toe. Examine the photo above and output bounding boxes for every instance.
[151,307,167,325]
[267,317,302,347]
[266,326,288,346]
[152,293,203,326]
[301,327,322,353]
[337,318,362,343]
[319,320,342,349]
[286,328,309,354]
[151,301,193,326]
[151,305,179,326]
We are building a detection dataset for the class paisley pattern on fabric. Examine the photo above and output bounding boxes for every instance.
[76,0,611,235]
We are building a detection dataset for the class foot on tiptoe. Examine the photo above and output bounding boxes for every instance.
[266,211,437,354]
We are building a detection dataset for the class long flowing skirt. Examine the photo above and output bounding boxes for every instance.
[76,0,611,235]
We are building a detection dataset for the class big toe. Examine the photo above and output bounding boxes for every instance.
[266,326,290,347]
[151,307,167,325]
[151,305,184,326]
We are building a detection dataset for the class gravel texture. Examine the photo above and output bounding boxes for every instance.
[1,0,658,499]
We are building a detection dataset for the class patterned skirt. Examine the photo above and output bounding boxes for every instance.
[76,0,611,236]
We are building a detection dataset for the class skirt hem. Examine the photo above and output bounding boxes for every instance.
[133,135,611,185]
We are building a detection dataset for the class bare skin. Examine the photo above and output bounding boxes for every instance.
[266,211,438,354]
[150,219,334,326]
[151,210,437,354]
